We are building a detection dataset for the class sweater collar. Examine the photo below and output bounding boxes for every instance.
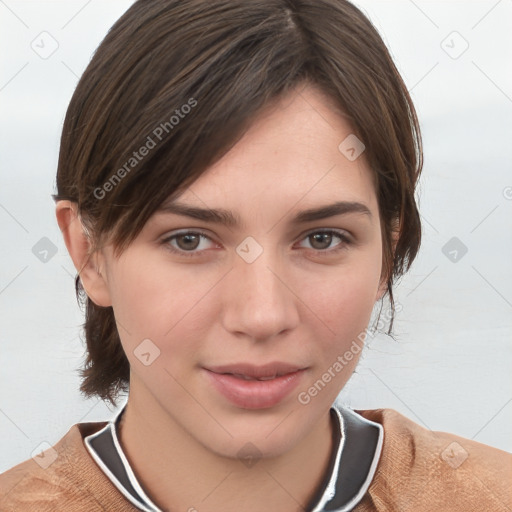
[84,402,383,512]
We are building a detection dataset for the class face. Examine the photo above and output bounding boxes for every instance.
[94,85,385,458]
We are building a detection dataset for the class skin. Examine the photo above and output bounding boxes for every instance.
[57,85,389,512]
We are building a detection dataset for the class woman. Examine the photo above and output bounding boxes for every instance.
[1,0,510,510]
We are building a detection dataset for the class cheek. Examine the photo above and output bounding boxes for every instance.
[107,252,219,362]
[300,247,382,370]
[308,250,381,329]
[294,258,381,405]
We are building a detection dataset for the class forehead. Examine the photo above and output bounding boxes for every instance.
[163,85,378,227]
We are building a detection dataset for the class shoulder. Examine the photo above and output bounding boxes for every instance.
[0,421,138,511]
[352,408,512,511]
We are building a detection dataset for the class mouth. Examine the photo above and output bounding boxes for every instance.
[225,373,287,381]
[203,362,308,409]
[206,361,305,379]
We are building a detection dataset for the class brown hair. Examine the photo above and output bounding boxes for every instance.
[53,0,423,404]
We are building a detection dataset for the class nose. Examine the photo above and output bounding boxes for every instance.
[220,244,300,341]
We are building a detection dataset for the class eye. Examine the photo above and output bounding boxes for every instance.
[296,229,352,255]
[162,230,217,257]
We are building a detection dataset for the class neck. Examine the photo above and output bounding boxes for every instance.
[117,386,336,512]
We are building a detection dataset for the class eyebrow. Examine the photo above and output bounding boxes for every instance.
[157,200,372,228]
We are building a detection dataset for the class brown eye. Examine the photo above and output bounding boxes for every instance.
[175,233,201,251]
[297,229,352,254]
[309,232,334,250]
[161,230,216,257]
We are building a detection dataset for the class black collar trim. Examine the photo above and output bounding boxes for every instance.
[84,402,383,512]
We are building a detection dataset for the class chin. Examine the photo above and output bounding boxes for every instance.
[204,429,302,462]
[195,406,315,461]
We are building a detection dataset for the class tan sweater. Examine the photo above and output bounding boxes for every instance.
[1,408,510,511]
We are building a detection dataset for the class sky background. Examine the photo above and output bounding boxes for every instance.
[1,0,511,472]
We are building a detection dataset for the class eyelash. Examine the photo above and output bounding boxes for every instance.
[161,229,352,258]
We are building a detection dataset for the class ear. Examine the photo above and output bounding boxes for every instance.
[55,200,112,307]
[375,218,400,302]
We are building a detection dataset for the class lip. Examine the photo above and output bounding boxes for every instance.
[206,362,305,379]
[203,362,307,410]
